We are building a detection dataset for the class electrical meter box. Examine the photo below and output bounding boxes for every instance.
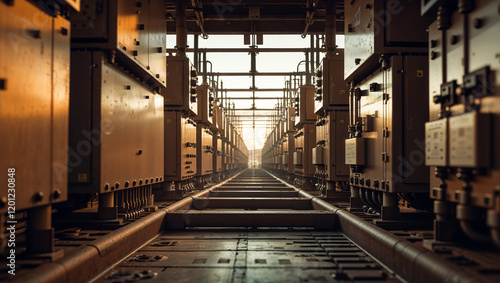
[345,138,365,166]
[165,56,198,116]
[425,119,448,167]
[314,51,349,113]
[312,147,325,165]
[449,112,490,168]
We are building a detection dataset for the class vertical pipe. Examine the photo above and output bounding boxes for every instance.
[305,52,310,85]
[251,51,256,89]
[203,51,208,84]
[175,0,187,57]
[325,0,338,56]
[315,35,320,68]
[310,35,315,74]
[193,34,199,69]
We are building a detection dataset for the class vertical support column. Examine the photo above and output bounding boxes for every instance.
[381,192,399,220]
[325,0,338,56]
[98,191,117,220]
[250,50,256,89]
[27,205,53,254]
[310,35,315,74]
[349,186,363,210]
[315,35,320,68]
[434,200,459,242]
[203,51,208,84]
[175,0,187,58]
[194,34,199,69]
[305,52,310,85]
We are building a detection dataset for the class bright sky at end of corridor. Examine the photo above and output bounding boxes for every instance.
[166,34,345,153]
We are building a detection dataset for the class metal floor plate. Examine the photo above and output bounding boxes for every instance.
[97,230,400,283]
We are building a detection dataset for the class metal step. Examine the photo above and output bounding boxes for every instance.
[165,210,336,230]
[191,197,313,210]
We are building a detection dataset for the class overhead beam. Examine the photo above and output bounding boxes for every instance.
[167,20,344,35]
[167,48,325,53]
[219,96,285,99]
[220,88,285,92]
[201,72,306,76]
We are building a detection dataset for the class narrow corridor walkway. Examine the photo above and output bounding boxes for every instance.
[97,170,399,283]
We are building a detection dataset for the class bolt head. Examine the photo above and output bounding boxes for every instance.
[34,192,44,201]
[53,189,62,199]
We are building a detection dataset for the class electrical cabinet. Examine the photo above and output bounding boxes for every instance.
[294,85,316,127]
[294,124,316,178]
[348,55,429,193]
[68,51,164,193]
[219,107,226,138]
[194,85,214,125]
[287,106,296,131]
[314,51,349,113]
[196,125,214,177]
[275,141,283,170]
[427,0,500,210]
[164,112,197,181]
[71,0,166,88]
[214,134,223,173]
[315,111,350,182]
[210,104,223,173]
[165,56,198,116]
[0,2,71,211]
[284,133,295,174]
[344,0,430,82]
